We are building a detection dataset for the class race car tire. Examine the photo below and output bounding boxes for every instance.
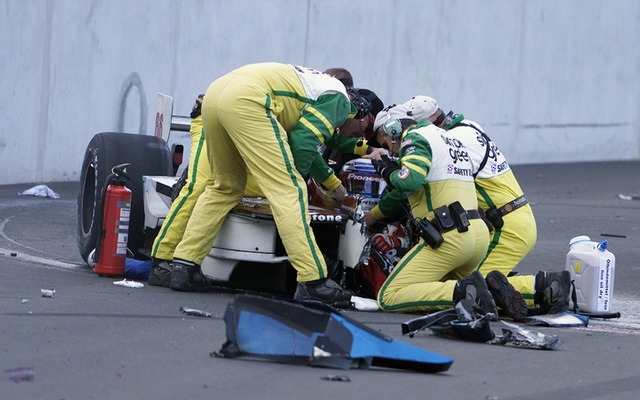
[76,132,173,264]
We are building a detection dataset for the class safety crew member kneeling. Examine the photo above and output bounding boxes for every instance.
[371,118,494,315]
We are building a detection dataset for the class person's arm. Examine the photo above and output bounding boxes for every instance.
[364,188,403,225]
[288,93,353,185]
[370,188,406,220]
[325,134,374,156]
[386,131,433,193]
[308,156,342,190]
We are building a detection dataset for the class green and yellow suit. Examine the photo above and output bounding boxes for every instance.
[150,110,262,262]
[173,63,356,282]
[446,118,537,306]
[377,120,490,313]
[372,116,538,307]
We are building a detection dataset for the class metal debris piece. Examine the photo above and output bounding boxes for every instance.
[402,308,458,337]
[490,321,561,350]
[429,310,496,343]
[179,306,212,317]
[40,289,55,298]
[600,233,626,238]
[5,367,35,383]
[403,299,495,343]
[321,374,351,382]
[358,237,372,265]
[113,279,144,288]
[618,193,640,201]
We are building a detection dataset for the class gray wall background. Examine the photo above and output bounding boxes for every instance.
[2,0,639,185]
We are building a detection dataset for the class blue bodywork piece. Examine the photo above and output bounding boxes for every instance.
[216,294,453,373]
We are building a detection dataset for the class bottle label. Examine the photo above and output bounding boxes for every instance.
[597,257,613,311]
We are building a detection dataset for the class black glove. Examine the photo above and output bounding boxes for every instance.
[190,94,204,119]
[372,155,400,187]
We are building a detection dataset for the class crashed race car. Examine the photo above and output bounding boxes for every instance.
[76,94,402,296]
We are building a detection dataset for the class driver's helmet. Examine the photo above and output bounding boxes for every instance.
[339,158,387,198]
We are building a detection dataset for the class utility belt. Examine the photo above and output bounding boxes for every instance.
[484,195,528,230]
[415,201,482,249]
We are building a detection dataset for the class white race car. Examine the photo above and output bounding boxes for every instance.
[76,94,384,295]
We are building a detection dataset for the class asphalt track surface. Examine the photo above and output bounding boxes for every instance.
[1,161,639,400]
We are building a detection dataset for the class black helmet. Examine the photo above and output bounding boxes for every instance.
[348,87,384,120]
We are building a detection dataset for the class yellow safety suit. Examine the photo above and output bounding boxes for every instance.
[372,115,538,307]
[377,120,490,313]
[445,118,537,306]
[173,63,355,282]
[150,115,262,262]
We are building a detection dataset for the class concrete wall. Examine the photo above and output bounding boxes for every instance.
[1,0,638,184]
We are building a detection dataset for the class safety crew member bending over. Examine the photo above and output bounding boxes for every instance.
[170,63,364,308]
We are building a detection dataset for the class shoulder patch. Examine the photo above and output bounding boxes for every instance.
[401,139,412,147]
[398,166,410,179]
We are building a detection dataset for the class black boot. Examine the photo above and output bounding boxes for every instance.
[534,270,571,314]
[148,259,172,287]
[485,270,527,322]
[294,278,352,308]
[169,259,211,293]
[453,271,498,319]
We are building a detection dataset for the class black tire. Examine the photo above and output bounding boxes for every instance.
[76,132,173,264]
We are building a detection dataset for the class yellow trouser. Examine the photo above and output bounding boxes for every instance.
[173,73,327,282]
[477,205,537,306]
[377,220,490,313]
[151,121,210,261]
[151,119,261,262]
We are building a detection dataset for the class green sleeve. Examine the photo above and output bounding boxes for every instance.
[308,155,337,186]
[289,93,353,180]
[325,134,365,154]
[376,188,407,217]
[388,130,433,192]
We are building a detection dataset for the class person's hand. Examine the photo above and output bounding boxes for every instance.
[363,211,378,228]
[371,233,400,253]
[362,147,388,161]
[371,155,400,186]
[332,184,348,200]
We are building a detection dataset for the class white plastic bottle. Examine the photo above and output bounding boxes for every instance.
[565,235,616,313]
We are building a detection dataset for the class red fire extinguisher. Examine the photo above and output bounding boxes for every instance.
[93,163,132,277]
